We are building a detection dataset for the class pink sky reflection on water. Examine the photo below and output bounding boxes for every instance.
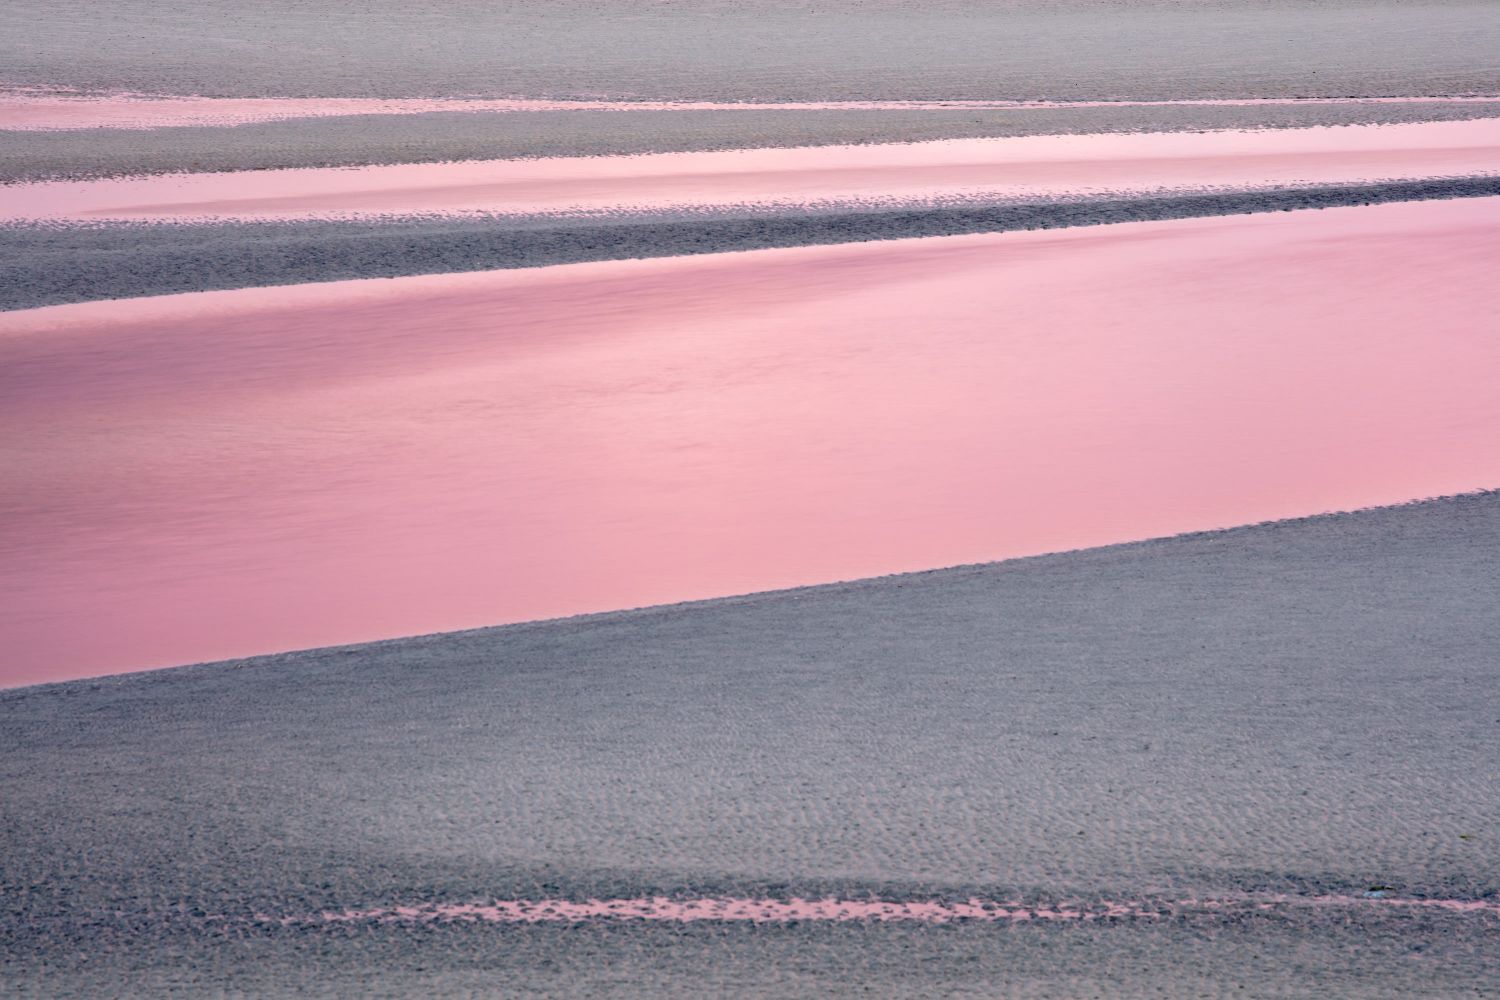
[2,198,1499,685]
[5,92,1500,132]
[3,118,1499,222]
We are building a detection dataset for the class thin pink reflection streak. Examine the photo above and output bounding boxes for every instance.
[6,91,1500,131]
[2,197,1499,686]
[3,118,1498,221]
[268,894,1500,926]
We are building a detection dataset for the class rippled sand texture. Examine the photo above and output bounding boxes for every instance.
[3,493,1498,996]
[4,198,1498,685]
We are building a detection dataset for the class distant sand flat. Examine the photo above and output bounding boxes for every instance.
[6,0,1500,102]
[3,197,1497,684]
[5,118,1498,222]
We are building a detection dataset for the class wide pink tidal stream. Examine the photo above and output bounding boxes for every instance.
[2,198,1498,685]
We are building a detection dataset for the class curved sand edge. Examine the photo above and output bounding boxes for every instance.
[4,490,1498,995]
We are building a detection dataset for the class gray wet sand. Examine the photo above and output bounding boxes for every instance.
[7,1,1500,101]
[3,492,1498,996]
[7,177,1500,312]
[9,102,1500,184]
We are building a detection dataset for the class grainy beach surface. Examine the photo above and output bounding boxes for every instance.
[3,493,1498,996]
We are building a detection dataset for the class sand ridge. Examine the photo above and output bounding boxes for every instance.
[4,177,1498,312]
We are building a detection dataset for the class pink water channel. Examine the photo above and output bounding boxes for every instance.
[5,91,1500,131]
[4,118,1498,222]
[3,197,1498,685]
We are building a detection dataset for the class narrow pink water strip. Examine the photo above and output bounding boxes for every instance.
[3,118,1498,221]
[5,91,1500,131]
[2,198,1498,685]
[271,894,1500,926]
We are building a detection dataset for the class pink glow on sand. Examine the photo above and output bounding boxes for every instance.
[3,118,1498,222]
[273,893,1500,926]
[308,897,1167,925]
[4,90,1500,132]
[3,198,1499,685]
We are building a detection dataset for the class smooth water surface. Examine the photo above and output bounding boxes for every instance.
[2,198,1498,684]
[4,118,1499,221]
